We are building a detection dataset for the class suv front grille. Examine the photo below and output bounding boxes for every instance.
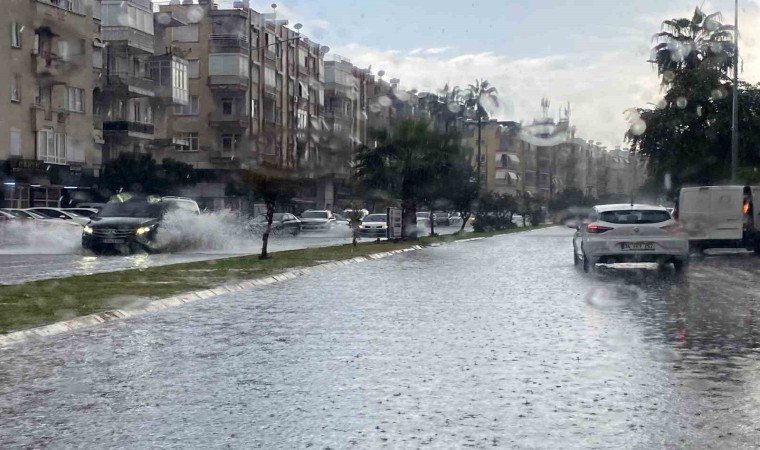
[92,227,135,238]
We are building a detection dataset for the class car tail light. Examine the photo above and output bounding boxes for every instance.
[586,224,613,233]
[743,200,751,216]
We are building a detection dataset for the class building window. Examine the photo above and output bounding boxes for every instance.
[251,67,260,83]
[93,45,103,69]
[65,87,84,112]
[209,54,248,78]
[37,129,67,165]
[175,95,199,115]
[221,134,240,154]
[10,128,21,156]
[264,67,275,87]
[221,98,234,115]
[58,40,69,61]
[187,59,199,78]
[175,132,199,152]
[11,73,20,102]
[11,21,22,49]
[172,25,199,42]
[251,99,258,118]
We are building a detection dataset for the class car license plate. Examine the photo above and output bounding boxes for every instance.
[621,242,654,251]
[102,238,124,244]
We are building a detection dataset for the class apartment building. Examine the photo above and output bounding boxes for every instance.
[1,0,102,208]
[462,118,647,200]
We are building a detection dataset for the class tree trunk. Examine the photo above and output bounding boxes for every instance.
[402,198,418,241]
[477,117,483,186]
[430,210,436,236]
[260,201,275,259]
[459,213,469,233]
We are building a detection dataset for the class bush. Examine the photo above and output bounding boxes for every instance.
[528,208,546,226]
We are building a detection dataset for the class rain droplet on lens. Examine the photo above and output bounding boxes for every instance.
[663,71,675,82]
[696,105,703,116]
[187,5,205,23]
[377,95,392,107]
[629,119,646,136]
[156,13,172,26]
[447,102,462,113]
[676,97,688,109]
[655,98,667,109]
[369,102,382,113]
[664,173,672,190]
[711,88,725,100]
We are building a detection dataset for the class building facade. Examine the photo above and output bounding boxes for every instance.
[1,0,102,208]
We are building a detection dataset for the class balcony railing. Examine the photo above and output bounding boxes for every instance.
[101,26,154,53]
[106,74,154,96]
[37,0,85,15]
[209,34,249,51]
[103,121,154,136]
[208,75,248,90]
[208,111,250,128]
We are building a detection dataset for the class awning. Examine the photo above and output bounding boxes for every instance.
[495,170,507,180]
[507,171,519,181]
[507,154,520,164]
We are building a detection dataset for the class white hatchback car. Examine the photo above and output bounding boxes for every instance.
[573,204,689,272]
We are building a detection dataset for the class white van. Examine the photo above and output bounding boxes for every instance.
[674,185,760,253]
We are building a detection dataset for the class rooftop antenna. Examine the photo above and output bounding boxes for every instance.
[540,97,550,119]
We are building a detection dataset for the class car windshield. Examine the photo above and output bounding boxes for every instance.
[599,210,671,224]
[302,211,329,219]
[3,209,25,218]
[417,213,430,218]
[364,215,387,222]
[96,198,163,219]
[70,209,96,217]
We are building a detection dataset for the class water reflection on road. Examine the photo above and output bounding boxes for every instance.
[1,227,759,448]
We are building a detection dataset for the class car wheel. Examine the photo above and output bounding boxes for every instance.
[673,259,688,273]
[292,227,300,236]
[582,249,593,273]
[573,245,580,266]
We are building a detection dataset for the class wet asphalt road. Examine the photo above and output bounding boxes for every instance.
[2,227,760,449]
[0,225,468,285]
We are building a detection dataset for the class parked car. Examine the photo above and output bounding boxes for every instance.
[26,207,90,226]
[63,208,99,218]
[251,213,302,235]
[75,202,106,211]
[82,195,200,254]
[359,213,388,238]
[675,185,760,253]
[0,210,14,221]
[333,213,350,226]
[433,211,450,226]
[416,212,431,228]
[573,204,689,272]
[1,208,81,228]
[299,210,335,232]
[448,212,464,228]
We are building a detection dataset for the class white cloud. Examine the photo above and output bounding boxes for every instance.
[422,46,453,55]
[333,43,662,148]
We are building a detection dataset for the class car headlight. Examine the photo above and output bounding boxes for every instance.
[136,225,153,235]
[82,225,93,235]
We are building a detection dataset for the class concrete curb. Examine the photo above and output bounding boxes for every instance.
[0,245,424,347]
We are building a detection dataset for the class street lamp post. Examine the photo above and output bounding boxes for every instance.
[731,0,739,183]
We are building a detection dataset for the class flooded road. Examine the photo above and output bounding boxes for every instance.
[2,227,760,448]
[0,224,468,285]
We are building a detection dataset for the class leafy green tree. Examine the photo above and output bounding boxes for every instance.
[624,7,760,188]
[464,79,499,184]
[444,160,479,233]
[354,120,461,240]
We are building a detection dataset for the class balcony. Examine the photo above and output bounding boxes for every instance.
[208,75,249,91]
[105,73,154,98]
[265,49,277,62]
[208,111,250,129]
[103,121,154,139]
[209,34,250,53]
[102,26,154,54]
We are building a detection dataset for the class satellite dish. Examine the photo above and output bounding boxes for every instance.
[271,3,277,9]
[378,70,385,77]
[294,23,303,30]
[320,45,330,54]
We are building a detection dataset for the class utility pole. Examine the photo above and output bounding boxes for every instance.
[731,0,739,183]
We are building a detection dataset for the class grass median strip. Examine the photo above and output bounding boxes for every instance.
[0,226,548,334]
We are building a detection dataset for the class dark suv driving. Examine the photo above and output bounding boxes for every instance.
[82,195,200,254]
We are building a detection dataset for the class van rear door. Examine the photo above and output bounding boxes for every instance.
[709,187,744,240]
[679,187,711,239]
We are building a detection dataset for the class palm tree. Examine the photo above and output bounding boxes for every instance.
[464,79,499,185]
[650,7,736,85]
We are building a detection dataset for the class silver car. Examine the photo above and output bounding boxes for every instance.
[573,204,689,273]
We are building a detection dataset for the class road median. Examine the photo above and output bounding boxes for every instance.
[0,226,549,338]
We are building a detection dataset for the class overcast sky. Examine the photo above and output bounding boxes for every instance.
[215,0,760,148]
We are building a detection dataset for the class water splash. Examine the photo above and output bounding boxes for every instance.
[0,222,82,255]
[152,209,260,253]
